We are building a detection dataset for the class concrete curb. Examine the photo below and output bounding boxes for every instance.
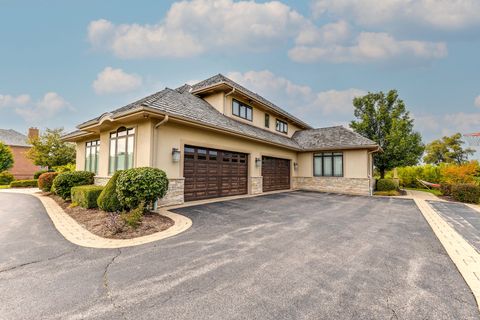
[414,198,480,310]
[1,189,192,249]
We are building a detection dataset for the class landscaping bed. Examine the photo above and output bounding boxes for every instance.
[48,193,174,239]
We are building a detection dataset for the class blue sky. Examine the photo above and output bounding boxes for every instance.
[1,0,480,150]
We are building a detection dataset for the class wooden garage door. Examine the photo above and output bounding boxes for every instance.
[184,146,248,201]
[262,156,290,192]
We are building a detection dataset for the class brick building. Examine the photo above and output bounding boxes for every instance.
[0,128,41,179]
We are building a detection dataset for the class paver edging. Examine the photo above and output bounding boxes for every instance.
[3,189,192,249]
[414,198,480,311]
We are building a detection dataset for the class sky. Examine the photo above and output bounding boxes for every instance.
[1,0,480,152]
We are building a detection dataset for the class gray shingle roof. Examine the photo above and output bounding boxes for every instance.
[0,129,30,147]
[292,126,378,151]
[190,74,312,129]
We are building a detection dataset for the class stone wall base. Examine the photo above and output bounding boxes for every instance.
[94,176,110,186]
[158,178,185,207]
[250,176,263,195]
[293,177,372,196]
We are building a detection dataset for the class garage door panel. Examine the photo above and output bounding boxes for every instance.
[262,156,290,192]
[184,145,248,201]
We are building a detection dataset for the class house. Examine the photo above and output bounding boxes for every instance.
[0,128,41,179]
[63,74,380,206]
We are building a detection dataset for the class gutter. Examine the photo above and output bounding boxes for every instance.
[367,146,381,196]
[224,87,235,114]
[152,115,169,166]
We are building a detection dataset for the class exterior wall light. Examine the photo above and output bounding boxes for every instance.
[172,148,181,162]
[294,162,298,170]
[255,157,262,167]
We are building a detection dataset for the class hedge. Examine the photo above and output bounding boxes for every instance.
[0,171,14,185]
[376,179,398,191]
[97,171,123,212]
[451,184,480,203]
[34,170,48,179]
[116,167,169,210]
[52,171,95,200]
[38,172,59,192]
[10,179,38,188]
[71,185,104,209]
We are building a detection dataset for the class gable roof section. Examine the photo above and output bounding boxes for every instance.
[292,126,378,151]
[190,74,312,129]
[0,129,30,147]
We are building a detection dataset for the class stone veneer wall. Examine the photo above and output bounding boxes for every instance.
[250,176,263,195]
[293,177,371,196]
[158,178,185,207]
[94,176,110,186]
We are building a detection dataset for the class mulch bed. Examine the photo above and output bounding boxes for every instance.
[46,193,174,239]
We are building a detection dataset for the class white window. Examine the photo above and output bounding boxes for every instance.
[109,127,135,175]
[85,140,100,174]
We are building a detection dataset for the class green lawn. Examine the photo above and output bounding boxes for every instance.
[405,187,442,196]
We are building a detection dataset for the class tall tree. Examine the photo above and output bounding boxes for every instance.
[0,141,14,172]
[27,128,76,170]
[423,133,475,165]
[350,90,424,178]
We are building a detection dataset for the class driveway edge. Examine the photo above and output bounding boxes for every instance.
[3,189,192,249]
[414,198,480,310]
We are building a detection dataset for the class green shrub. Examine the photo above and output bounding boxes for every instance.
[38,172,59,192]
[440,183,453,196]
[451,184,480,203]
[0,171,14,185]
[121,202,144,228]
[97,171,123,212]
[52,171,95,200]
[34,170,48,179]
[10,179,38,188]
[393,165,442,188]
[71,185,104,209]
[376,179,398,191]
[116,167,169,210]
[53,163,76,173]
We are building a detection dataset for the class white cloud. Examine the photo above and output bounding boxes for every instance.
[93,67,143,95]
[312,0,480,30]
[14,92,71,123]
[414,112,480,144]
[0,94,31,108]
[226,70,365,126]
[289,31,447,64]
[87,0,305,59]
[475,95,480,107]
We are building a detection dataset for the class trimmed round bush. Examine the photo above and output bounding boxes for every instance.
[116,167,169,210]
[71,185,104,209]
[52,171,95,200]
[376,179,398,191]
[97,171,123,212]
[0,171,14,185]
[38,172,59,192]
[10,179,38,188]
[451,184,480,203]
[34,170,48,179]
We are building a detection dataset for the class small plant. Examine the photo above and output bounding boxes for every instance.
[38,172,59,192]
[0,171,14,185]
[440,183,453,196]
[52,171,95,200]
[106,212,125,234]
[10,179,38,188]
[97,171,123,212]
[451,184,480,203]
[116,167,169,210]
[34,170,48,179]
[121,202,144,228]
[71,185,104,209]
[376,179,398,192]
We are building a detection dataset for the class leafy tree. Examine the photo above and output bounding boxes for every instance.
[350,90,424,178]
[0,141,14,172]
[423,133,475,165]
[27,128,76,170]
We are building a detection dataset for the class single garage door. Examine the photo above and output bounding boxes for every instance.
[184,145,248,201]
[262,156,291,192]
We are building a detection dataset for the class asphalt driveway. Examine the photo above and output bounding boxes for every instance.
[0,191,478,319]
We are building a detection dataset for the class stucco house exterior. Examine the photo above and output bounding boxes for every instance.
[0,128,41,179]
[64,74,380,206]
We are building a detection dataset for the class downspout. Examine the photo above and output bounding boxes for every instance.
[368,146,381,196]
[224,88,235,114]
[152,115,169,211]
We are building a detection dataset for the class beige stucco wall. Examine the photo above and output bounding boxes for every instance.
[203,92,225,114]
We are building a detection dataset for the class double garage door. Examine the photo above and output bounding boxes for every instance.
[183,145,291,201]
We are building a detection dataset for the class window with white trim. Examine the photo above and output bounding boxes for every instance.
[109,127,135,175]
[85,140,100,174]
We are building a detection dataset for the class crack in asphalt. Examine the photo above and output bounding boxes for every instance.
[0,249,73,274]
[103,248,127,320]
